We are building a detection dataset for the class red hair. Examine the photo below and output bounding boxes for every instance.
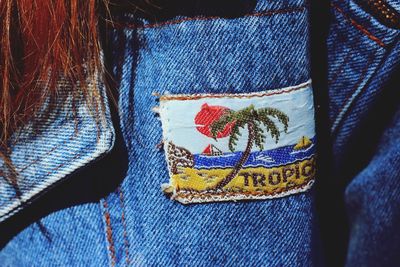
[0,0,115,193]
[0,0,105,146]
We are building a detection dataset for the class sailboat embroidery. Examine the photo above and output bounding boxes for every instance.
[202,144,223,156]
[293,136,313,151]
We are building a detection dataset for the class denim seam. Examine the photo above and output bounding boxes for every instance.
[331,3,387,48]
[0,139,102,220]
[12,108,80,173]
[0,110,115,221]
[113,6,306,30]
[331,56,375,134]
[16,132,77,173]
[117,186,131,266]
[102,199,117,267]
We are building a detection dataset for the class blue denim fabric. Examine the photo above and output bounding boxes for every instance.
[108,0,320,265]
[328,0,400,161]
[324,0,400,266]
[0,79,115,222]
[0,0,399,266]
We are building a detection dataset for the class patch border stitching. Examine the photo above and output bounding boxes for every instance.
[158,80,311,101]
[173,179,315,204]
[158,79,315,204]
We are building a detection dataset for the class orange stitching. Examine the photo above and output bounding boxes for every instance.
[17,134,75,173]
[159,82,310,101]
[6,151,83,202]
[103,200,117,267]
[331,3,386,48]
[43,151,81,176]
[18,123,104,174]
[16,104,82,173]
[117,187,131,266]
[112,6,306,30]
[176,178,314,199]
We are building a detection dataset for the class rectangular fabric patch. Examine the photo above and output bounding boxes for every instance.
[158,80,316,204]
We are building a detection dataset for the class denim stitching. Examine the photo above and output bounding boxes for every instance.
[117,186,131,266]
[176,178,314,203]
[14,108,80,173]
[113,6,306,30]
[17,133,76,173]
[7,150,83,203]
[158,81,310,101]
[176,179,314,201]
[0,134,113,221]
[102,199,117,267]
[0,75,115,222]
[331,56,375,134]
[331,3,386,48]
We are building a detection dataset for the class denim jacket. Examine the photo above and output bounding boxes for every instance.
[1,0,399,266]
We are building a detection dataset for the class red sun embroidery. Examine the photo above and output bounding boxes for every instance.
[194,103,235,138]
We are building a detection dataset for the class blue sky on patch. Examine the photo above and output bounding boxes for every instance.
[160,81,315,154]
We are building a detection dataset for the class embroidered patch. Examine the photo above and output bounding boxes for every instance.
[158,80,316,204]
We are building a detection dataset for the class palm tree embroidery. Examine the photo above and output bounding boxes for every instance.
[210,104,289,189]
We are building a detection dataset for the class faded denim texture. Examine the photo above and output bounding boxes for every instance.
[322,0,400,266]
[0,79,115,222]
[108,0,319,265]
[0,0,399,266]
